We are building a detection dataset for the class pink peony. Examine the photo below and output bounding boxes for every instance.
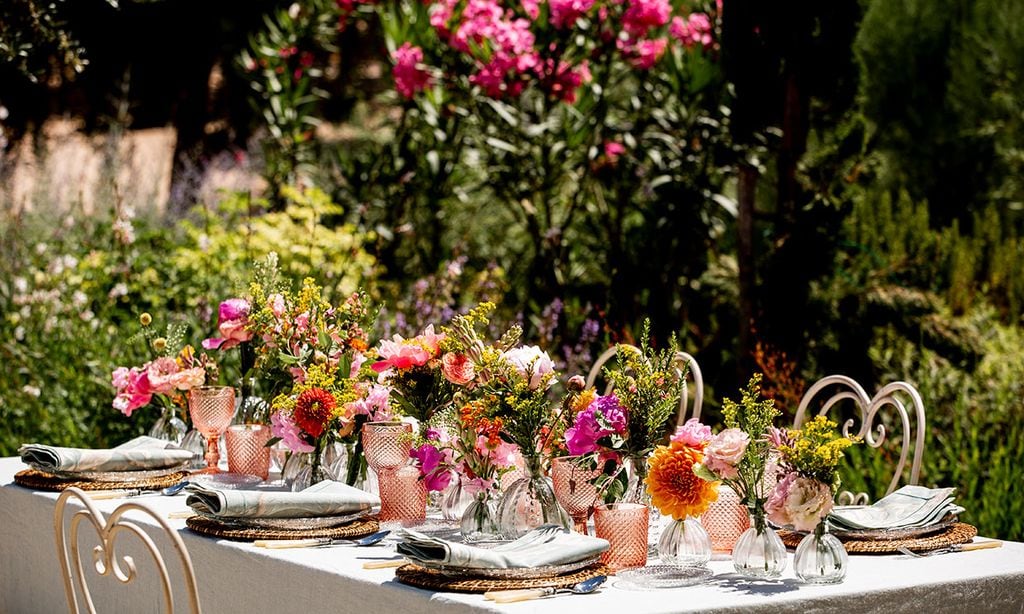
[549,0,595,28]
[411,443,454,492]
[392,43,432,99]
[372,328,438,372]
[671,418,713,448]
[202,298,253,351]
[111,366,152,416]
[564,394,628,456]
[271,411,315,453]
[622,0,670,37]
[765,472,834,532]
[704,428,750,479]
[501,345,555,390]
[441,352,476,385]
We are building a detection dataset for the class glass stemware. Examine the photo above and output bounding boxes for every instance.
[551,456,602,535]
[188,386,235,474]
[362,421,424,521]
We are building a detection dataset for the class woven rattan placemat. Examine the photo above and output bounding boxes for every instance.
[185,514,379,542]
[395,563,610,593]
[14,468,189,492]
[778,522,977,554]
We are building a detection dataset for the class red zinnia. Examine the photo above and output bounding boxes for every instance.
[294,388,336,438]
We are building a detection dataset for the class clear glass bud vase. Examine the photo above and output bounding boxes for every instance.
[732,507,787,578]
[658,517,712,566]
[149,405,187,445]
[794,520,848,584]
[496,454,571,539]
[442,476,474,521]
[461,491,500,542]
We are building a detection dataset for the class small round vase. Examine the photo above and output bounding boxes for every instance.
[149,405,187,445]
[442,476,475,521]
[794,520,848,584]
[732,509,787,579]
[657,517,712,567]
[495,455,571,539]
[461,491,501,542]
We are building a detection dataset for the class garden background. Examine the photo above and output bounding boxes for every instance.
[1,0,1022,539]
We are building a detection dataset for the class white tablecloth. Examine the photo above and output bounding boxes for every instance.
[1,456,1022,613]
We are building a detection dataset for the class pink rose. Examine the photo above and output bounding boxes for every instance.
[766,472,834,532]
[704,428,750,479]
[671,418,713,448]
[441,352,476,385]
[202,298,253,351]
[501,345,555,390]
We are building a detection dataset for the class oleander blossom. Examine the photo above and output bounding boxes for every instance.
[202,298,253,351]
[564,393,628,455]
[271,411,315,453]
[646,441,720,519]
[293,388,336,439]
[622,38,667,70]
[622,0,671,37]
[765,472,834,532]
[670,12,714,49]
[548,0,595,28]
[501,345,555,389]
[703,428,750,479]
[671,418,713,448]
[392,43,432,99]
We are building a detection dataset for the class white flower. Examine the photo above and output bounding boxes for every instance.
[72,291,88,308]
[13,277,27,294]
[22,385,41,398]
[501,345,556,390]
[108,283,128,299]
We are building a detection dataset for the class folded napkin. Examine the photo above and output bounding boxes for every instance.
[829,485,965,531]
[395,525,609,569]
[19,436,193,473]
[186,480,380,519]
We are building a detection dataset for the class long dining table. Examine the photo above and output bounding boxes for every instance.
[1,457,1023,614]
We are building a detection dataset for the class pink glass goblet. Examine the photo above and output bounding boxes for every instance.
[552,456,602,535]
[188,386,235,474]
[362,422,423,521]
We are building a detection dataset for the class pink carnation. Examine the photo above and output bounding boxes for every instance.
[766,472,834,532]
[704,428,749,479]
[202,298,253,351]
[271,411,315,453]
[622,0,670,37]
[671,418,713,448]
[392,43,432,99]
[564,394,628,455]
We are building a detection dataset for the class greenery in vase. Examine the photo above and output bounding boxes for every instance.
[695,374,781,515]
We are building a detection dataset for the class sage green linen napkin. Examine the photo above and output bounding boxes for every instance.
[186,480,380,518]
[395,525,609,569]
[829,485,964,530]
[19,436,193,473]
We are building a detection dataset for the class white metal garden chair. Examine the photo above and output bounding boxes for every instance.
[794,375,927,505]
[585,344,704,427]
[53,487,202,614]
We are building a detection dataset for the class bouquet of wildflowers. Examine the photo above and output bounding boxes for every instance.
[419,401,519,496]
[765,416,857,532]
[695,374,781,517]
[111,313,219,417]
[371,324,455,424]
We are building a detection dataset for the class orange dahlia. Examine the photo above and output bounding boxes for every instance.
[294,388,336,438]
[645,441,719,520]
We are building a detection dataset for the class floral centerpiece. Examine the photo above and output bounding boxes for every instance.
[645,418,720,565]
[562,320,685,504]
[111,313,219,443]
[694,373,785,578]
[766,416,857,583]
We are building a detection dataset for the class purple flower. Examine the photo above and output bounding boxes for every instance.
[564,394,628,455]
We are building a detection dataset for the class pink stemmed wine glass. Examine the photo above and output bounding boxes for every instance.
[552,456,603,535]
[362,422,420,521]
[188,386,235,474]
